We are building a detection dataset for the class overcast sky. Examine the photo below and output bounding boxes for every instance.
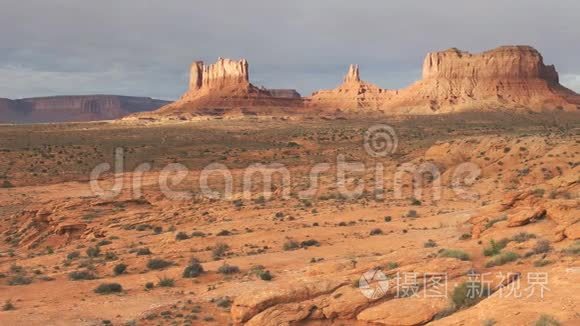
[1,0,580,99]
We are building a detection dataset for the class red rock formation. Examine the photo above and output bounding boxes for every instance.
[135,57,306,119]
[309,45,580,114]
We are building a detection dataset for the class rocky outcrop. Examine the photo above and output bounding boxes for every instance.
[130,57,306,119]
[0,95,169,123]
[309,45,580,114]
[133,45,580,119]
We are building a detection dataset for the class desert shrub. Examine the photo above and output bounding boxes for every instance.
[8,275,32,286]
[406,210,418,218]
[215,297,232,309]
[485,252,519,267]
[385,262,399,270]
[533,259,553,267]
[147,259,173,270]
[153,226,163,234]
[511,232,536,243]
[136,248,152,256]
[113,263,127,275]
[369,228,383,236]
[300,239,320,248]
[384,216,392,222]
[94,283,123,294]
[459,233,472,240]
[191,231,205,237]
[532,188,545,198]
[482,319,497,326]
[157,276,175,287]
[1,180,14,188]
[424,239,438,248]
[439,249,470,261]
[283,240,300,251]
[86,246,101,258]
[410,198,422,206]
[69,270,97,281]
[145,282,155,290]
[483,239,510,256]
[104,251,118,261]
[257,270,272,281]
[182,258,204,278]
[2,299,15,311]
[216,230,232,236]
[563,241,580,255]
[533,240,551,254]
[97,239,112,246]
[218,263,240,275]
[535,314,560,326]
[67,251,80,260]
[175,232,190,241]
[451,281,491,308]
[212,243,230,259]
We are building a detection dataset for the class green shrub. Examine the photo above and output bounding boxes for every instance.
[136,248,152,256]
[283,240,300,251]
[533,240,551,254]
[535,314,560,326]
[157,277,175,287]
[385,262,399,270]
[113,263,127,275]
[459,233,472,240]
[451,281,491,308]
[182,258,204,278]
[218,263,240,275]
[8,275,32,286]
[175,232,190,241]
[67,251,80,260]
[533,259,553,267]
[94,283,123,294]
[563,241,580,255]
[86,246,101,258]
[2,299,15,311]
[485,252,519,267]
[511,232,536,243]
[212,243,230,260]
[439,249,470,261]
[147,259,173,270]
[369,228,383,236]
[69,270,97,281]
[483,239,509,256]
[424,239,438,248]
[300,239,320,248]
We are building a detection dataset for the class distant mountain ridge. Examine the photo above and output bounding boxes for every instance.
[0,95,170,123]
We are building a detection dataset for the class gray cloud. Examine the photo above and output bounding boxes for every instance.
[1,0,579,99]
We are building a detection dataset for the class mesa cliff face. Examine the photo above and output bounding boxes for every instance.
[140,57,305,119]
[0,95,169,123]
[135,46,580,120]
[309,45,580,113]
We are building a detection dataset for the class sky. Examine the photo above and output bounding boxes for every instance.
[1,0,580,100]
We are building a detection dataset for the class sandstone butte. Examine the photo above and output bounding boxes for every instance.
[129,46,580,120]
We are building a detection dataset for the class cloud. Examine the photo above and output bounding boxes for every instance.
[561,74,580,93]
[1,0,580,97]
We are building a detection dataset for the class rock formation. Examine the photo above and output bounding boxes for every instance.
[133,57,305,119]
[132,46,580,120]
[0,95,169,123]
[309,45,580,113]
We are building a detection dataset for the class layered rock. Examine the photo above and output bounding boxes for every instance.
[134,57,306,119]
[0,95,169,123]
[309,45,580,114]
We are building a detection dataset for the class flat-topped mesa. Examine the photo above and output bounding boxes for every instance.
[188,57,250,92]
[422,46,559,83]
